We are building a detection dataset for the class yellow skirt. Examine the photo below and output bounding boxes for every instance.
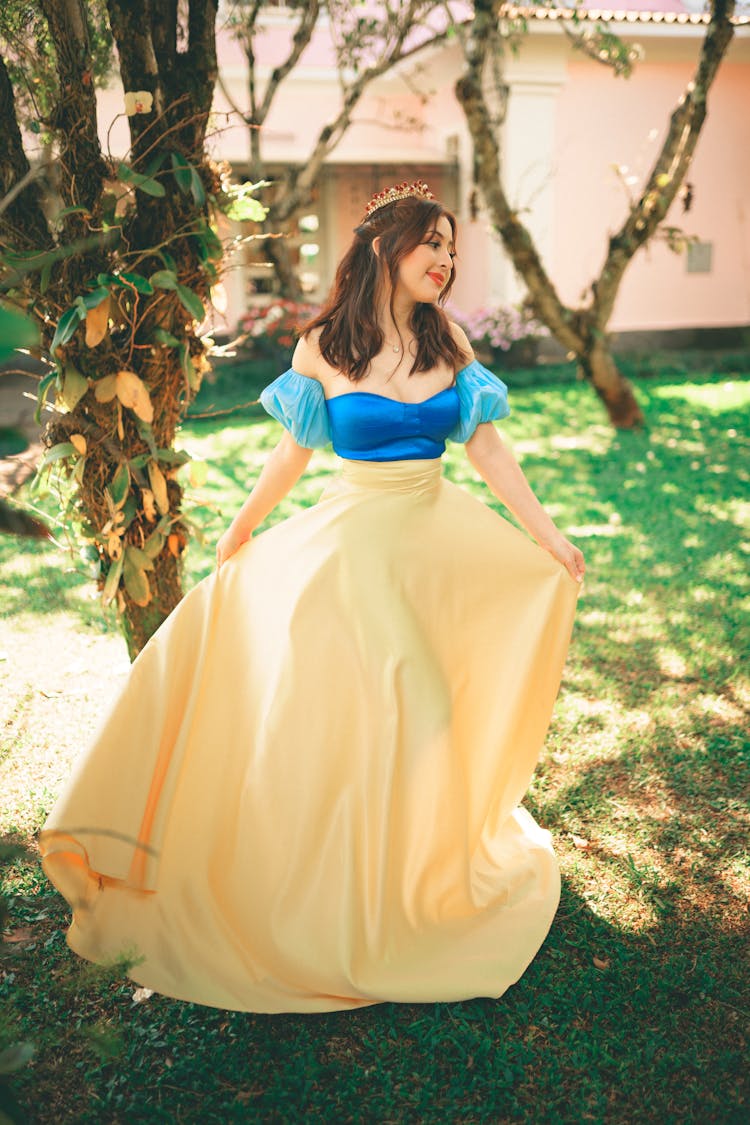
[40,458,579,1013]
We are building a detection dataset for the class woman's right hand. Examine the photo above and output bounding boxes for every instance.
[216,524,252,570]
[538,528,586,584]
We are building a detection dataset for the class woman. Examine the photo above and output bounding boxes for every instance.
[41,182,584,1014]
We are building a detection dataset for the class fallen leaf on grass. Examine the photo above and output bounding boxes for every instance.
[572,835,590,850]
[2,928,33,944]
[132,986,154,1003]
[593,954,610,970]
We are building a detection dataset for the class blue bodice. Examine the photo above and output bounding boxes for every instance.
[259,359,510,460]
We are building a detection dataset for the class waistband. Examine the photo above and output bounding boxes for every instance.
[336,457,443,493]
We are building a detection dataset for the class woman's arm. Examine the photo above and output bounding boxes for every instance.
[466,422,585,583]
[216,431,313,568]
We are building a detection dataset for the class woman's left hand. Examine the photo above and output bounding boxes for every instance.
[539,530,586,584]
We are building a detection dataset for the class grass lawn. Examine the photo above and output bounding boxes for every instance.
[1,366,748,1123]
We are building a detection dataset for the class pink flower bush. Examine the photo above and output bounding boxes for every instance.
[448,303,549,353]
[239,300,321,359]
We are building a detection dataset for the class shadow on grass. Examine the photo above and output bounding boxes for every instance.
[3,856,745,1125]
[2,371,748,1121]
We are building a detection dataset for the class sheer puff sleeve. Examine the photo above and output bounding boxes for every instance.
[259,368,332,449]
[447,360,510,444]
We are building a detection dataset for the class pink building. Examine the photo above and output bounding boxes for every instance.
[138,4,750,341]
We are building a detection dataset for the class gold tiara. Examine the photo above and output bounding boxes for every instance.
[364,180,435,218]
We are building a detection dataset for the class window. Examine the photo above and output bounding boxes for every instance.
[687,242,713,274]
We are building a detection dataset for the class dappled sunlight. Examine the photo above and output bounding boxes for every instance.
[650,378,749,413]
[1,371,748,1125]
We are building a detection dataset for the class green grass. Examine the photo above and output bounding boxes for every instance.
[1,369,748,1123]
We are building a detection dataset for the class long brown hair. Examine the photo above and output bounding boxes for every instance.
[302,196,468,381]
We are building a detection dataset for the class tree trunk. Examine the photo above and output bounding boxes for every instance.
[121,550,184,660]
[264,220,303,300]
[0,0,222,658]
[577,341,644,428]
[453,0,735,432]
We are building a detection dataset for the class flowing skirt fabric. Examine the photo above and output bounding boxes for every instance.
[40,458,579,1013]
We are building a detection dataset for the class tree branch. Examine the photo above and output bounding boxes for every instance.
[454,0,582,353]
[258,0,320,123]
[595,0,735,324]
[274,0,449,222]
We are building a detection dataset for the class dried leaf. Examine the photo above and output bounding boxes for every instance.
[593,955,610,971]
[167,532,180,557]
[61,365,89,411]
[132,986,154,1003]
[116,370,154,423]
[94,374,118,403]
[147,460,169,515]
[141,487,157,523]
[2,927,33,944]
[70,433,87,456]
[85,294,110,347]
[572,835,590,850]
[116,400,124,441]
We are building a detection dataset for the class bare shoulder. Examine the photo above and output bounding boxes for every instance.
[291,328,324,381]
[448,321,475,366]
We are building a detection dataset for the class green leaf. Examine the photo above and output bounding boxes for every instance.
[150,270,178,291]
[61,365,89,411]
[118,271,154,295]
[55,204,88,220]
[109,462,130,508]
[128,452,151,470]
[50,305,84,356]
[170,152,193,194]
[40,261,52,295]
[81,287,110,310]
[122,551,151,605]
[102,552,124,606]
[117,161,166,198]
[176,285,204,322]
[136,419,158,457]
[39,441,75,467]
[189,167,206,207]
[193,219,223,263]
[225,195,267,223]
[121,495,137,528]
[124,544,154,572]
[35,369,57,424]
[155,447,191,466]
[0,304,39,364]
[145,152,166,178]
[178,342,200,391]
[152,328,180,347]
[223,180,269,224]
[101,192,118,226]
[142,530,165,559]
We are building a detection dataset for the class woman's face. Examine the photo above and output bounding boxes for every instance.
[394,214,455,305]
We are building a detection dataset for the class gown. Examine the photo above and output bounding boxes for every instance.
[39,360,580,1014]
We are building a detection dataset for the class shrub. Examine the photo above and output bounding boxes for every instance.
[239,300,320,363]
[449,303,549,366]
